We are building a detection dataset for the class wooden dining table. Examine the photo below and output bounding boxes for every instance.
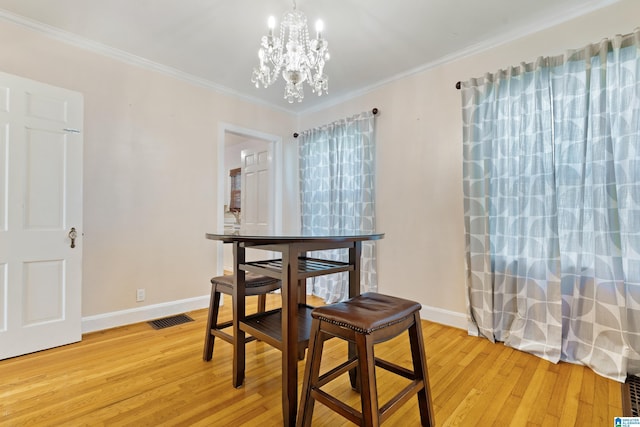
[205,231,384,426]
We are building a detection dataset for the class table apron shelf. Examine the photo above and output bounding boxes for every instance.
[240,257,353,280]
[240,304,314,350]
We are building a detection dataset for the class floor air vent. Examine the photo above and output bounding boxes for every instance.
[148,314,194,330]
[623,374,640,417]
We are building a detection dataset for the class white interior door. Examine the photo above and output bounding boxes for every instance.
[0,72,83,359]
[241,146,272,235]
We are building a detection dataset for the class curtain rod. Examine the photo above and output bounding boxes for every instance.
[293,107,379,138]
[456,28,640,91]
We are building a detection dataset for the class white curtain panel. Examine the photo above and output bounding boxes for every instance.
[299,111,377,303]
[461,30,640,382]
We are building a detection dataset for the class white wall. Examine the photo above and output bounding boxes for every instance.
[0,18,295,329]
[297,0,640,328]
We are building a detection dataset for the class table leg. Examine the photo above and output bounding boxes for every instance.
[348,241,362,390]
[298,251,307,306]
[281,245,299,426]
[297,253,306,362]
[298,276,307,361]
[232,242,246,388]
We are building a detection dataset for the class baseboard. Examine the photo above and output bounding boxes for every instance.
[81,296,467,334]
[81,295,210,334]
[420,304,467,330]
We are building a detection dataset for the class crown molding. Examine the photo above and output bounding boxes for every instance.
[298,0,623,115]
[0,9,297,115]
[0,0,623,117]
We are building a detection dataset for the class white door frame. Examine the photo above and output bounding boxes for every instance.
[216,123,282,275]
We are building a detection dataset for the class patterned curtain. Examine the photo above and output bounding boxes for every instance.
[299,111,377,303]
[461,30,640,382]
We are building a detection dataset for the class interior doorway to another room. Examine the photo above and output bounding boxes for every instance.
[217,124,282,274]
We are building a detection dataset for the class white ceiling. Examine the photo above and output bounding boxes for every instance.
[0,0,621,114]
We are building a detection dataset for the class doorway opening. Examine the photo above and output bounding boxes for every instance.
[216,123,283,274]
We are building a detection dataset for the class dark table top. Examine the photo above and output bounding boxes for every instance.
[205,231,385,244]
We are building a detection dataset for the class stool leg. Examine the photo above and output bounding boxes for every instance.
[297,318,324,427]
[348,341,359,391]
[257,294,267,313]
[203,285,222,361]
[408,313,435,426]
[356,332,380,427]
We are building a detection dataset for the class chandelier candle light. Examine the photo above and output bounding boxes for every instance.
[251,0,330,103]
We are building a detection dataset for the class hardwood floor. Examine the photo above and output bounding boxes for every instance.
[0,295,622,426]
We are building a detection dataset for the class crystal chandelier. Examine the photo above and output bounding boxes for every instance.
[251,0,330,103]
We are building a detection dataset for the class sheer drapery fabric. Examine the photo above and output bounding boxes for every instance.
[299,111,377,303]
[461,29,640,382]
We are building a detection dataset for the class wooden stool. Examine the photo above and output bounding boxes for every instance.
[202,273,281,362]
[297,292,435,426]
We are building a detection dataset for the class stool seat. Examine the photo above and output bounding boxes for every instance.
[311,293,422,334]
[297,292,435,426]
[210,273,281,295]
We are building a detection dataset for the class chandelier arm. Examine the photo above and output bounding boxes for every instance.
[271,62,283,84]
[306,50,320,69]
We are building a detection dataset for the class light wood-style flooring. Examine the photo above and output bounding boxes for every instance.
[0,295,623,426]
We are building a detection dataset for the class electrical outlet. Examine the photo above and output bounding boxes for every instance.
[136,288,145,302]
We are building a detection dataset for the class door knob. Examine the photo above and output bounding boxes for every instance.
[68,227,78,248]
